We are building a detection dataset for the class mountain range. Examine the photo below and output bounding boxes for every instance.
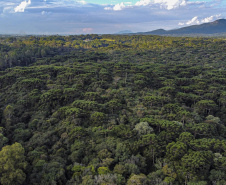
[132,19,226,36]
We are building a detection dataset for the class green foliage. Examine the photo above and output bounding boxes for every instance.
[178,132,194,144]
[69,127,87,140]
[0,128,8,149]
[187,181,208,185]
[97,167,110,175]
[180,150,213,181]
[73,100,100,111]
[127,174,149,185]
[134,122,154,136]
[3,105,14,131]
[166,141,187,161]
[106,99,122,113]
[114,164,126,175]
[195,100,217,115]
[90,112,107,125]
[0,143,27,185]
[209,169,226,184]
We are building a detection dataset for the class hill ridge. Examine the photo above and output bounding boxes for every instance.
[134,19,226,35]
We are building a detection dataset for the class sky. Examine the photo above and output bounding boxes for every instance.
[0,0,225,35]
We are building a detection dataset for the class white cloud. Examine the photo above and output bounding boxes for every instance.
[104,7,112,10]
[113,2,126,11]
[135,0,151,6]
[153,0,187,10]
[14,0,31,13]
[179,14,222,26]
[201,14,221,23]
[186,16,199,25]
[135,0,187,10]
[104,2,127,11]
[41,11,51,15]
[105,0,187,11]
[201,15,214,23]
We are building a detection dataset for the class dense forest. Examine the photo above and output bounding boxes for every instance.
[0,34,226,185]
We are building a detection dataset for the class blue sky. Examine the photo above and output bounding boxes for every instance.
[0,0,225,34]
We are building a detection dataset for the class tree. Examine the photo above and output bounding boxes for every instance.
[143,96,160,107]
[195,100,217,115]
[90,112,107,126]
[180,151,213,183]
[166,141,187,161]
[0,143,27,185]
[41,161,66,185]
[137,134,158,164]
[0,127,8,149]
[187,181,207,185]
[209,169,226,185]
[106,99,122,114]
[190,123,215,138]
[205,115,220,125]
[127,174,149,185]
[97,167,110,175]
[114,164,126,175]
[3,105,14,132]
[178,132,194,145]
[134,122,154,136]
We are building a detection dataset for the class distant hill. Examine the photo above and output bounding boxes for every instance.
[115,30,133,34]
[134,19,226,36]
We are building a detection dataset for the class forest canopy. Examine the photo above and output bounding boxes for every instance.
[0,34,226,184]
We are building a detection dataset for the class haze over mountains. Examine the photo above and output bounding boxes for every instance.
[128,19,226,36]
[116,30,133,34]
